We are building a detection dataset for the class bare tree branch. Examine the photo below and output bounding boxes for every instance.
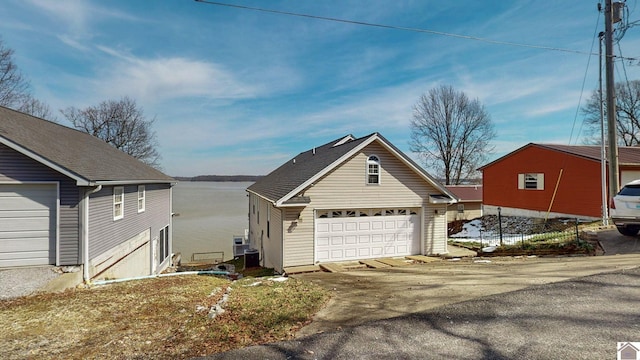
[61,97,162,169]
[409,85,495,185]
[582,80,640,146]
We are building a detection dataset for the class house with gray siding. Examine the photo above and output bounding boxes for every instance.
[247,133,457,273]
[0,106,175,282]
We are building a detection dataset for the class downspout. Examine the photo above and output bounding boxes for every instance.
[82,185,102,283]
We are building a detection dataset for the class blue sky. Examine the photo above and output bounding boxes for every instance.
[1,0,640,177]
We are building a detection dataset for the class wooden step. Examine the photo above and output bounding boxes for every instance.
[283,265,322,275]
[319,263,345,273]
[359,259,391,268]
[405,255,440,263]
[376,258,411,267]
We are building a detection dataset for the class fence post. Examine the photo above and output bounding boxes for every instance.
[498,207,503,246]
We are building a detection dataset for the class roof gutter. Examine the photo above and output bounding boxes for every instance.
[246,189,278,206]
[94,179,176,186]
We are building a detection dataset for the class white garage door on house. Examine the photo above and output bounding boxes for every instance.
[0,184,57,267]
[315,208,420,263]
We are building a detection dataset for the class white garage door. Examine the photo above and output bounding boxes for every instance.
[0,184,57,267]
[315,209,420,263]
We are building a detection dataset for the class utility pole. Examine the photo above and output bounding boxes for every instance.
[599,32,609,225]
[605,0,620,198]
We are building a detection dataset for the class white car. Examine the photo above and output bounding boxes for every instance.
[610,179,640,236]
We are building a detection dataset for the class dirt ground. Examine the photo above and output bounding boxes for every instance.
[292,253,640,337]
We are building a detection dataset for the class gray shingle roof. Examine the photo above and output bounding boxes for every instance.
[537,144,640,164]
[0,106,174,184]
[480,143,640,170]
[248,132,455,204]
[248,134,370,202]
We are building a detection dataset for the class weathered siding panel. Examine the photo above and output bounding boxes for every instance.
[282,142,444,267]
[88,184,171,260]
[0,144,80,265]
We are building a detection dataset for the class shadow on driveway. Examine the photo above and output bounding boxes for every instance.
[598,229,640,254]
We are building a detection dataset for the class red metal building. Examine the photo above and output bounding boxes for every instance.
[479,143,640,219]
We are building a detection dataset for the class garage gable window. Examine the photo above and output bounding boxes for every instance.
[113,186,124,220]
[137,185,145,213]
[518,173,544,190]
[367,155,380,184]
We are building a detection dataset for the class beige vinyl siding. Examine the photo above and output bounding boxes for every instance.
[282,142,445,267]
[263,206,282,270]
[447,202,482,222]
[424,204,448,254]
[248,195,284,270]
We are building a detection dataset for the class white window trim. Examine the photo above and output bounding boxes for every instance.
[137,185,146,213]
[518,173,545,190]
[366,154,381,185]
[113,186,124,220]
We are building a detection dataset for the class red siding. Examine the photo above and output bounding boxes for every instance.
[482,145,604,218]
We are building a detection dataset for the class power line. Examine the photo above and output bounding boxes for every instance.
[195,0,605,58]
[572,8,603,146]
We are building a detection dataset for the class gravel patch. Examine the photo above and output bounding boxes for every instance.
[0,267,61,300]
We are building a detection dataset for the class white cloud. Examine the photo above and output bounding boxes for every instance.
[91,47,259,103]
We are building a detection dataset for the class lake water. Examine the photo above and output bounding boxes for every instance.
[172,181,252,262]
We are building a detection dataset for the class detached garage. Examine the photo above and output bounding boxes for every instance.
[0,184,57,267]
[247,133,457,273]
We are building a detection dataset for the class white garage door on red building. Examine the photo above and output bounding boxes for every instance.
[315,208,420,263]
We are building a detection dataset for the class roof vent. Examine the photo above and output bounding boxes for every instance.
[293,158,296,164]
[312,147,316,155]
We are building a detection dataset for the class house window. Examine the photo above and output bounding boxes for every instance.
[518,173,545,190]
[457,204,465,213]
[113,186,124,220]
[159,225,170,262]
[137,185,145,213]
[367,155,380,184]
[267,206,271,238]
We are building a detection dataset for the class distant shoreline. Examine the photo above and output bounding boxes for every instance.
[173,175,262,182]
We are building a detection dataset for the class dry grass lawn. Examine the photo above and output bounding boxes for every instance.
[0,274,330,359]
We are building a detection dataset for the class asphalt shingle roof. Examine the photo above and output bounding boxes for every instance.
[0,106,174,183]
[248,134,370,202]
[248,132,456,203]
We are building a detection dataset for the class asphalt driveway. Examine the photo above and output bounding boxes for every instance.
[198,229,640,359]
[198,265,640,359]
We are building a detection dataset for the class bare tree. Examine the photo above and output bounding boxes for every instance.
[0,38,30,108]
[409,85,495,185]
[0,38,57,121]
[582,80,640,146]
[18,96,57,121]
[61,97,161,168]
